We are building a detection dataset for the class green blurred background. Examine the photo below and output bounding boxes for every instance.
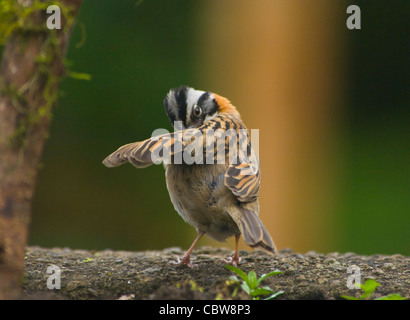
[27,0,409,255]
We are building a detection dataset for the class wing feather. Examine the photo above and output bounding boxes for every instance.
[224,157,260,203]
[103,113,261,204]
[102,132,177,168]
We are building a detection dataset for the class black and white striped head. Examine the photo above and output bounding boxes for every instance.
[163,86,220,129]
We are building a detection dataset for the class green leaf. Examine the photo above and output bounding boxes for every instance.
[375,294,407,300]
[241,282,251,295]
[340,295,360,300]
[225,265,249,283]
[361,279,380,293]
[359,279,380,299]
[249,287,275,297]
[257,270,282,285]
[264,291,285,300]
[247,270,258,289]
[225,265,284,300]
[341,279,405,300]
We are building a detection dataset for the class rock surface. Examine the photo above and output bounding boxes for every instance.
[22,246,409,300]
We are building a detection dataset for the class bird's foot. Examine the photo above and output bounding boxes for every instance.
[220,255,241,267]
[168,255,198,269]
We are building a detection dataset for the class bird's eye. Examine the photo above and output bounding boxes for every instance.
[193,106,202,117]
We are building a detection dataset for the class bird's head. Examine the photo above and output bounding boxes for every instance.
[163,86,239,129]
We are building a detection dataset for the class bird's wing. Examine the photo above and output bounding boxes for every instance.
[102,114,230,169]
[103,114,261,203]
[207,114,262,203]
[103,131,182,168]
[224,150,261,203]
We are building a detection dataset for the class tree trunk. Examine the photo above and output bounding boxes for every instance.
[0,0,83,299]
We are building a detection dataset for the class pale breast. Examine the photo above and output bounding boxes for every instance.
[165,163,240,241]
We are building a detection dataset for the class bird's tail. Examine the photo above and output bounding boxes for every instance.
[233,207,277,254]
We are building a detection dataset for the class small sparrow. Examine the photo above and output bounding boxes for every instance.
[103,86,276,267]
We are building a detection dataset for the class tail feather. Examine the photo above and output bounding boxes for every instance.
[239,209,276,253]
[236,208,276,254]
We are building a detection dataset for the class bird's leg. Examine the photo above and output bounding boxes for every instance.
[169,231,205,268]
[232,234,241,266]
[221,235,242,266]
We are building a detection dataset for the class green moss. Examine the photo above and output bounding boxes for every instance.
[1,0,56,43]
[0,0,89,150]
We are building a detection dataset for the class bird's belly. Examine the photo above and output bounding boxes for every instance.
[165,164,240,241]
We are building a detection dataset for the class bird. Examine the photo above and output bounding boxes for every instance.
[102,86,276,267]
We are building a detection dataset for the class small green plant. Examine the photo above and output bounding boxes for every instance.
[225,265,283,300]
[82,257,94,263]
[341,279,406,300]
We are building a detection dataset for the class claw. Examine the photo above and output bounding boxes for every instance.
[221,255,241,267]
[168,255,198,269]
[168,231,204,269]
[220,235,242,266]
